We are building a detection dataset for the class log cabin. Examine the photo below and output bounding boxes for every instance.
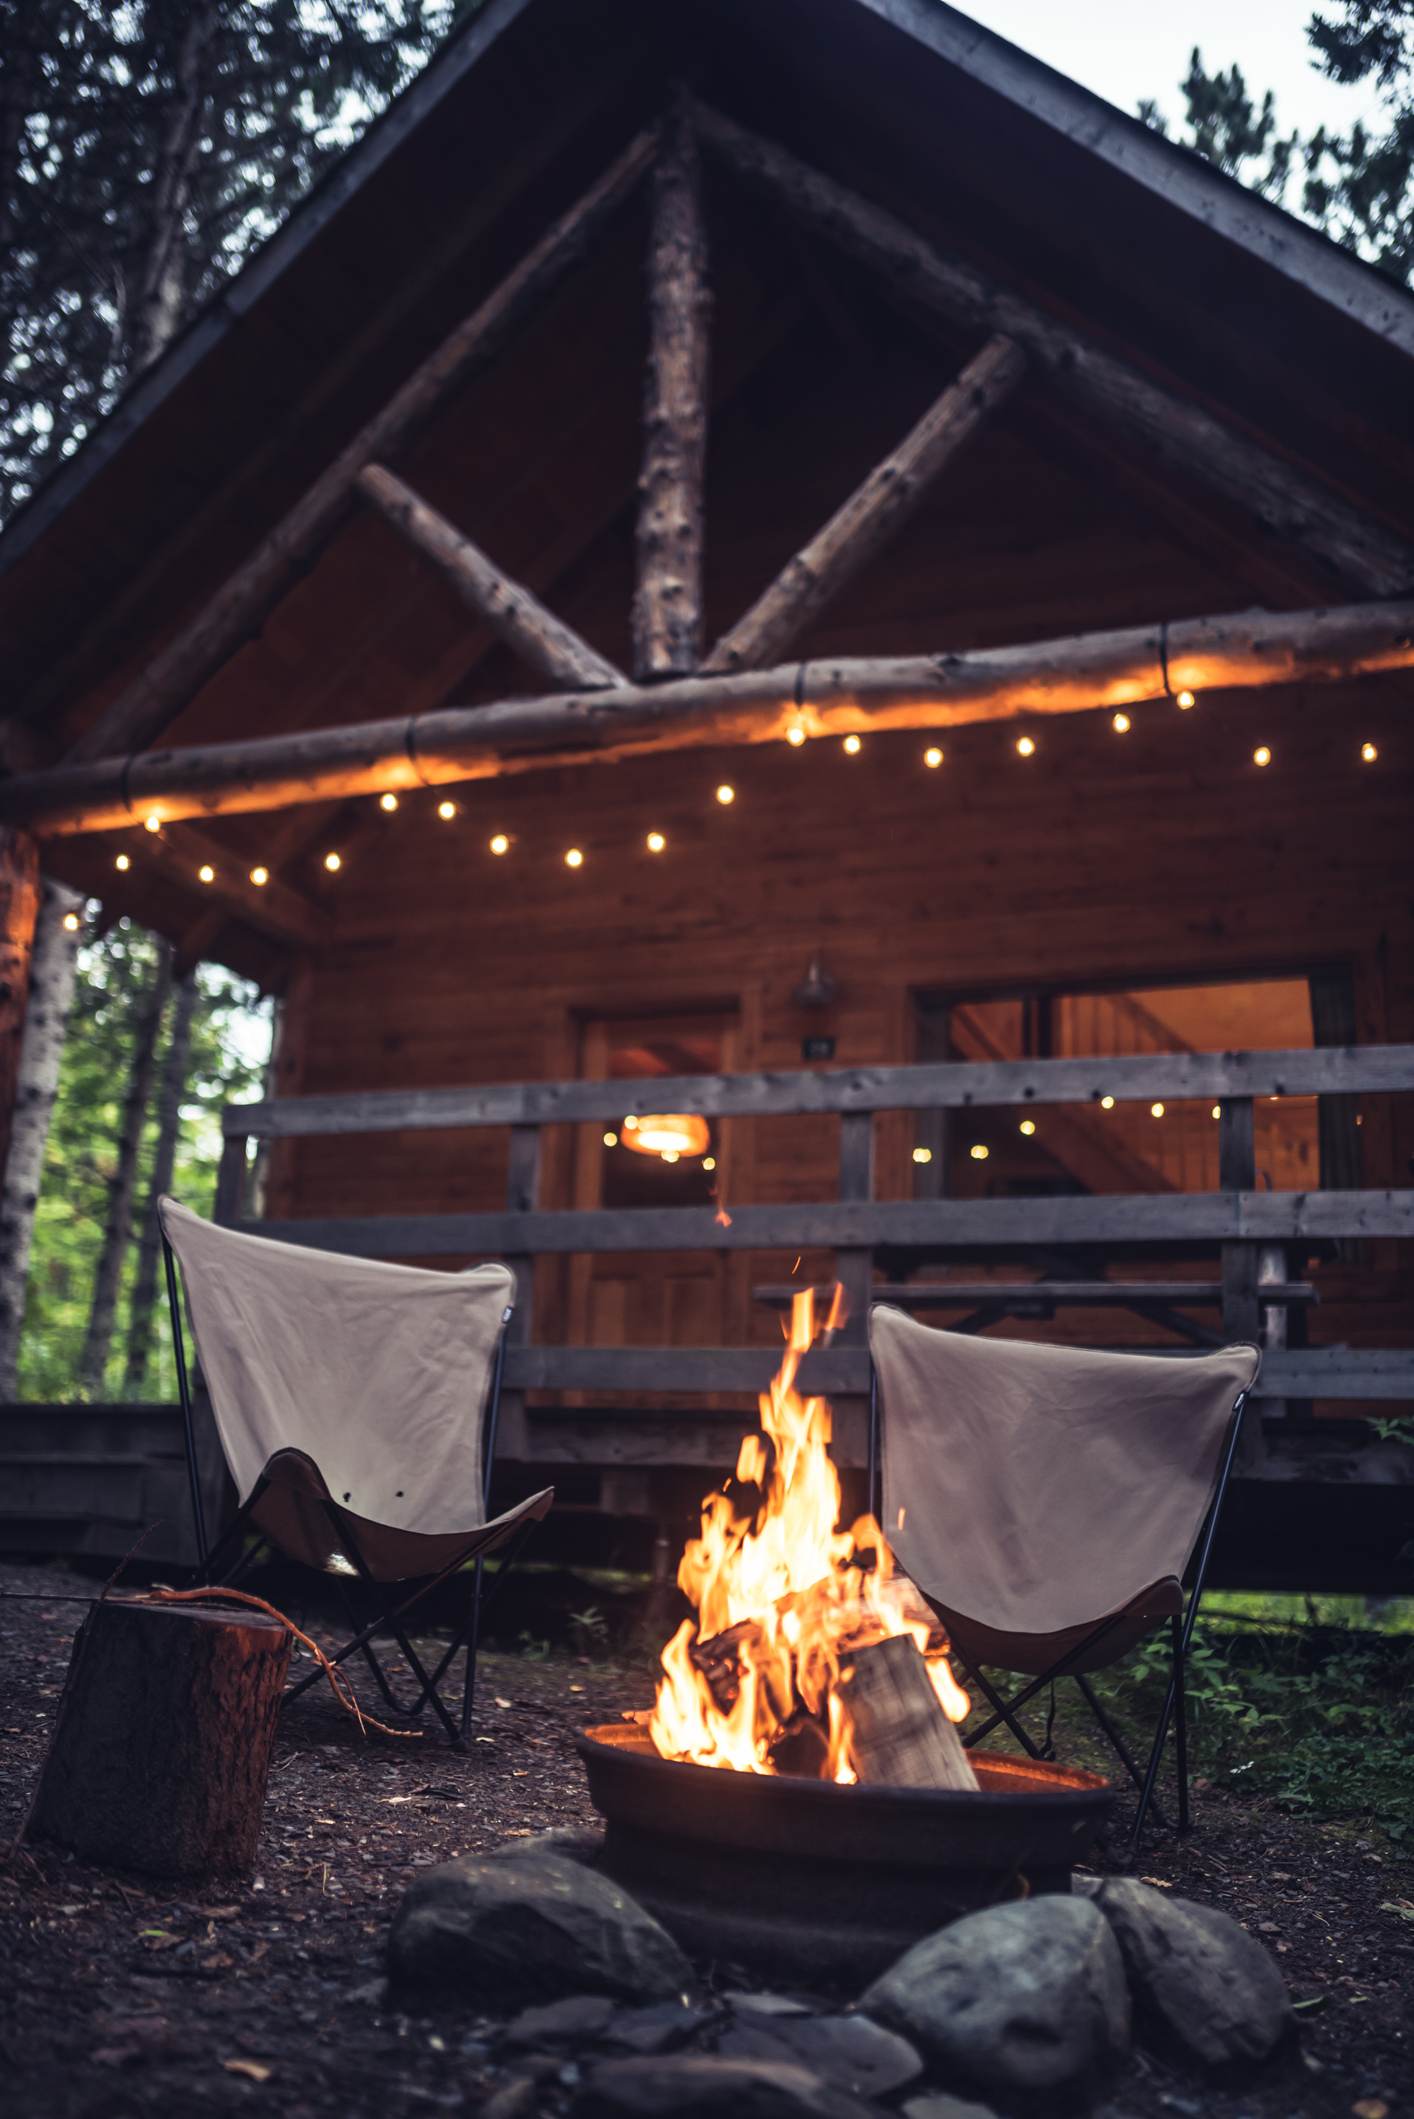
[0,0,1411,1590]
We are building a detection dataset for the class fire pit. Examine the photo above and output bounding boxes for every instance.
[578,1721,1113,1982]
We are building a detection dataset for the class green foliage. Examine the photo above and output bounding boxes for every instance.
[568,1604,610,1658]
[1084,1598,1414,1846]
[2,0,481,524]
[1141,8,1414,284]
[16,914,271,1401]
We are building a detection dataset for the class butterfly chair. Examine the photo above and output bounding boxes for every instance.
[867,1305,1259,1855]
[159,1197,553,1748]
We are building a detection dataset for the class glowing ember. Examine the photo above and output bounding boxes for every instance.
[650,1288,970,1782]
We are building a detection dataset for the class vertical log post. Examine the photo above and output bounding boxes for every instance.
[1219,1096,1262,1471]
[632,87,711,681]
[0,828,42,1196]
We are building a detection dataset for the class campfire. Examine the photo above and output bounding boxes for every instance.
[650,1288,976,1789]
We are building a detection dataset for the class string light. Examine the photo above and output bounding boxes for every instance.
[603,1132,618,1147]
[703,1156,716,1171]
[1151,1102,1164,1118]
[199,865,214,883]
[324,852,341,872]
[489,835,509,855]
[250,867,269,887]
[565,848,583,868]
[1016,737,1035,757]
[1253,746,1271,767]
[716,785,735,804]
[969,1143,989,1160]
[787,727,805,746]
[1101,1095,1115,1109]
[62,912,80,932]
[1177,690,1195,709]
[843,735,861,754]
[1362,742,1377,762]
[436,800,455,820]
[1019,1119,1036,1136]
[1112,713,1130,733]
[912,1146,932,1163]
[924,747,943,768]
[624,1116,638,1131]
[115,854,130,871]
[646,833,665,852]
[380,793,398,812]
[145,814,160,832]
[1212,1105,1221,1120]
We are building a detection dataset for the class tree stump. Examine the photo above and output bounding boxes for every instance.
[28,1595,291,1876]
[835,1634,979,1791]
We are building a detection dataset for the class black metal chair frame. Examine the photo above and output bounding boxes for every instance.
[164,1235,536,1748]
[868,1364,1249,1857]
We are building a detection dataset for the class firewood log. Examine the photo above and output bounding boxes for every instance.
[834,1634,979,1791]
[27,1596,291,1877]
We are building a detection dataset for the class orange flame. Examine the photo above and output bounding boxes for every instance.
[649,1288,970,1779]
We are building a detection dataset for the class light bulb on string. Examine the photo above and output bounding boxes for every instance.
[787,727,805,747]
[716,785,734,805]
[970,1143,989,1160]
[703,1156,716,1171]
[1177,691,1195,709]
[1112,713,1130,733]
[924,747,943,768]
[1362,743,1377,762]
[1151,1102,1165,1118]
[1016,737,1035,757]
[325,852,341,872]
[912,1147,931,1163]
[144,814,160,832]
[565,848,583,868]
[438,801,456,820]
[603,1132,617,1147]
[62,912,80,932]
[199,865,214,883]
[1101,1095,1115,1110]
[843,734,861,754]
[1254,746,1272,767]
[115,854,130,871]
[489,835,509,855]
[646,833,665,852]
[1019,1119,1036,1136]
[380,793,398,812]
[250,867,269,887]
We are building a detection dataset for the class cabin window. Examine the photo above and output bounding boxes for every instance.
[914,970,1357,1201]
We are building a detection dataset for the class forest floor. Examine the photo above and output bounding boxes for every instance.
[1,1556,1411,2119]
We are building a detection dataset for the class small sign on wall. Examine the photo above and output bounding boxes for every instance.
[801,1036,836,1061]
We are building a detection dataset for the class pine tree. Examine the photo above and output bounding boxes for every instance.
[1,0,478,525]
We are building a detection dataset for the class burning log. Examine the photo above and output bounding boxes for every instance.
[834,1634,979,1792]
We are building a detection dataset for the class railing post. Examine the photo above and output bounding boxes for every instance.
[214,1134,248,1226]
[832,1111,875,1480]
[1218,1096,1263,1470]
[497,1123,541,1465]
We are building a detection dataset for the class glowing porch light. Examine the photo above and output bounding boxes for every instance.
[1362,742,1377,762]
[622,1114,711,1160]
[115,854,130,871]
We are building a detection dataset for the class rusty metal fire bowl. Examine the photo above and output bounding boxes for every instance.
[578,1722,1115,1983]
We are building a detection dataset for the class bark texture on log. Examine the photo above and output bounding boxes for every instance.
[62,130,657,767]
[357,465,624,689]
[705,334,1025,673]
[694,101,1414,601]
[123,967,198,1397]
[9,596,1411,834]
[834,1634,979,1791]
[78,941,173,1395]
[0,829,42,1191]
[633,90,711,681]
[0,876,83,1400]
[28,1597,291,1876]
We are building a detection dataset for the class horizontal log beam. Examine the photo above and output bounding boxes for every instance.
[233,1187,1414,1257]
[220,1043,1414,1137]
[12,598,1414,835]
[61,130,657,767]
[112,822,332,949]
[693,102,1414,601]
[703,333,1025,673]
[356,465,624,690]
[752,1281,1316,1309]
[503,1346,867,1394]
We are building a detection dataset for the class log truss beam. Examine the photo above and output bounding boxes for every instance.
[703,332,1025,673]
[632,87,712,680]
[693,99,1414,602]
[356,465,624,690]
[11,597,1411,835]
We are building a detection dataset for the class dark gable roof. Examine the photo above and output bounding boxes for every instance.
[4,0,1413,724]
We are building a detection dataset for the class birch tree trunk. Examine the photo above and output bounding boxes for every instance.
[122,967,198,1397]
[77,941,173,1397]
[131,6,218,373]
[0,878,83,1400]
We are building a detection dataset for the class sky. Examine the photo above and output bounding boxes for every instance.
[954,2,1388,142]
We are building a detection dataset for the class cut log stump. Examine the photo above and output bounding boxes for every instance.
[835,1633,979,1791]
[28,1596,291,1877]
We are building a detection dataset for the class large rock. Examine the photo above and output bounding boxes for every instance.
[1091,1878,1295,2066]
[718,2014,923,2098]
[388,1852,693,2008]
[901,2099,999,2119]
[573,2056,876,2118]
[861,1895,1130,2092]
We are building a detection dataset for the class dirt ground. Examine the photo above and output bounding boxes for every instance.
[2,1557,1410,2119]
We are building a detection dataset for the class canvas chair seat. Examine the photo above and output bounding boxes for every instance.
[158,1197,552,1745]
[245,1446,551,1584]
[868,1304,1259,1847]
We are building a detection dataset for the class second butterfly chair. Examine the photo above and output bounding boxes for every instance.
[868,1305,1259,1852]
[160,1197,553,1746]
